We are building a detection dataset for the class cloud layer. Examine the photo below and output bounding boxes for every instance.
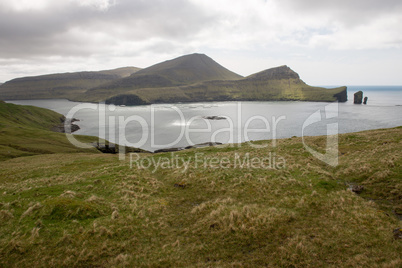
[0,0,401,84]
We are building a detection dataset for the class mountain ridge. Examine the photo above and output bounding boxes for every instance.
[84,54,243,94]
[245,65,300,80]
[0,67,140,100]
[0,54,347,104]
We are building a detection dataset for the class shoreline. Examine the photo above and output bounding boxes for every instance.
[81,126,402,154]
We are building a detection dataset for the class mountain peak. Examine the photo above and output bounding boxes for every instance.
[133,53,243,84]
[246,65,300,81]
[184,52,207,57]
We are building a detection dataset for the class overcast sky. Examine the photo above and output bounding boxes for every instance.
[1,0,401,85]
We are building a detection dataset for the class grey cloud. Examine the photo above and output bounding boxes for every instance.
[278,0,402,25]
[0,0,215,59]
[279,0,402,12]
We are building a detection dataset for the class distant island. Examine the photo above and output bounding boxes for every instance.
[0,53,347,105]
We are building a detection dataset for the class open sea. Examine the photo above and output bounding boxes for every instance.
[7,86,402,152]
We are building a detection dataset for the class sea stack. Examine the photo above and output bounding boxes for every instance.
[354,91,363,104]
[363,96,368,105]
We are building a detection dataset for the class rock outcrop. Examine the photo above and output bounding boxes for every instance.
[52,117,80,133]
[334,88,348,102]
[93,142,151,154]
[105,94,148,106]
[354,91,363,104]
[202,116,227,120]
[363,96,368,105]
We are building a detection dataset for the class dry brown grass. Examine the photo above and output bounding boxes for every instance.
[0,127,401,267]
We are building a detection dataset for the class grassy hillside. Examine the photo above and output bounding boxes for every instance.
[77,54,243,103]
[0,127,400,266]
[133,53,243,83]
[180,66,347,103]
[78,65,347,105]
[0,54,347,105]
[0,67,140,100]
[0,101,102,160]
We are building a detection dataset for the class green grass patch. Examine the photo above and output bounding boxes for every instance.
[0,102,102,161]
[42,197,105,221]
[0,124,401,266]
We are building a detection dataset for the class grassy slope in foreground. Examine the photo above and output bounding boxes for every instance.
[0,100,101,160]
[0,127,400,267]
[0,67,140,100]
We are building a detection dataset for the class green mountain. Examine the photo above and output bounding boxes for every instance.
[0,67,140,100]
[0,54,347,105]
[78,61,347,105]
[134,53,243,84]
[175,65,347,103]
[77,53,243,103]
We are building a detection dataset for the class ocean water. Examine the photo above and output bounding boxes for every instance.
[7,86,402,152]
[333,85,402,106]
[323,86,402,106]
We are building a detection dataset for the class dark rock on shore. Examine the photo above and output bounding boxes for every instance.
[69,124,80,133]
[154,147,183,153]
[93,142,151,154]
[354,91,363,104]
[105,94,148,106]
[52,116,80,134]
[363,96,368,105]
[334,88,348,102]
[94,143,117,154]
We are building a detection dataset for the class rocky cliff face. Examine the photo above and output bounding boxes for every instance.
[334,88,348,102]
[105,94,148,106]
[354,91,363,104]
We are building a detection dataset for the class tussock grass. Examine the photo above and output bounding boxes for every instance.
[0,127,401,266]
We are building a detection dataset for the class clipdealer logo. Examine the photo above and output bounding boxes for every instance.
[63,101,339,170]
[302,102,339,167]
[63,102,286,160]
